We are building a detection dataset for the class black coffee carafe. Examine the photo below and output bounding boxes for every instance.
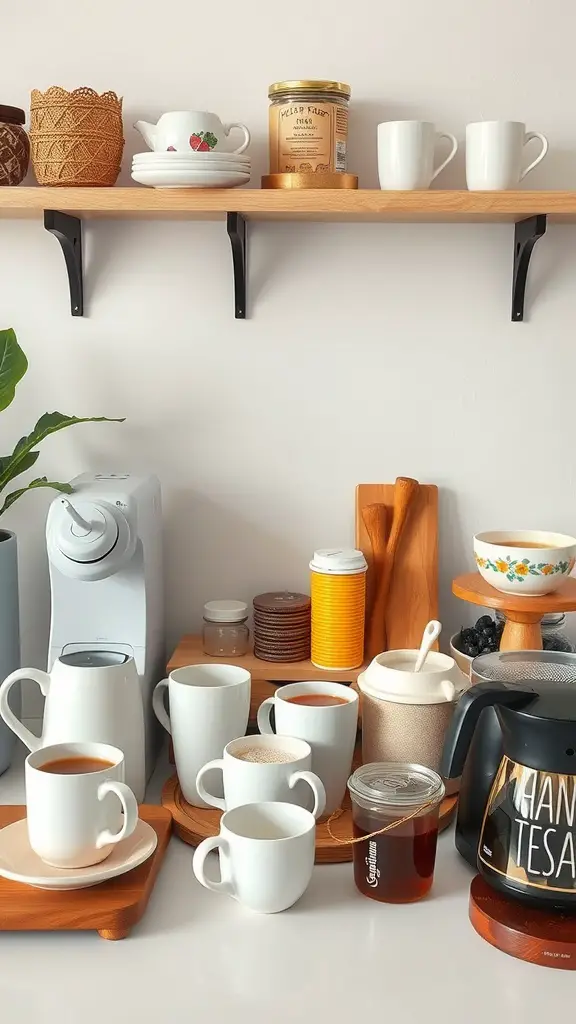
[441,673,576,910]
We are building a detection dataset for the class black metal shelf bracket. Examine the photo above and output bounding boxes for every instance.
[44,210,84,317]
[226,212,246,319]
[512,214,547,322]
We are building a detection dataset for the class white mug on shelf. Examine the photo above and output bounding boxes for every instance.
[196,734,326,818]
[377,120,458,190]
[257,681,358,816]
[192,802,316,913]
[466,121,548,190]
[25,741,138,869]
[152,664,251,807]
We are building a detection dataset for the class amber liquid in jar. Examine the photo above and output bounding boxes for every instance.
[352,807,439,903]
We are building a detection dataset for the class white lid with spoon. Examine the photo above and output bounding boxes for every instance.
[357,620,468,704]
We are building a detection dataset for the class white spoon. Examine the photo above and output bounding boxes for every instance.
[414,620,442,673]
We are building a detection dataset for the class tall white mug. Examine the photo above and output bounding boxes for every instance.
[377,121,458,190]
[196,734,326,817]
[466,121,548,190]
[257,681,358,815]
[153,664,251,807]
[25,741,139,869]
[193,802,316,913]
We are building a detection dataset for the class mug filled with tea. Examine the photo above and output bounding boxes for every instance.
[257,681,358,815]
[347,762,445,903]
[195,734,326,817]
[25,741,139,869]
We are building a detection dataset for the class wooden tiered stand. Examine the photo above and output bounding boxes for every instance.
[452,574,576,650]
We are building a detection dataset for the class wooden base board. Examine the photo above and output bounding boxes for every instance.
[469,874,576,969]
[162,771,457,865]
[0,805,171,940]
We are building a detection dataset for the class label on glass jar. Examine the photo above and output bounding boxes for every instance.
[269,102,348,174]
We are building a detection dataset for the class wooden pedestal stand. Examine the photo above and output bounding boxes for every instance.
[452,574,576,650]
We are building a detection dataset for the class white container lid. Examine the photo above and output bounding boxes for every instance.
[309,548,367,574]
[203,600,248,623]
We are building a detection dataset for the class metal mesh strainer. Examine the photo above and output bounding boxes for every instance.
[472,650,576,685]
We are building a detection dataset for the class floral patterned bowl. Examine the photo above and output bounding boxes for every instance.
[474,531,576,597]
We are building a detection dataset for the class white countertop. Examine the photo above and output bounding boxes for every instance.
[0,743,573,1023]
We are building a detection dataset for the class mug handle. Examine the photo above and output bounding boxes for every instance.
[521,132,548,180]
[193,835,235,897]
[0,668,50,752]
[152,678,171,734]
[441,679,458,701]
[432,132,458,182]
[195,759,225,810]
[96,780,139,847]
[289,770,326,819]
[224,122,251,155]
[257,696,276,735]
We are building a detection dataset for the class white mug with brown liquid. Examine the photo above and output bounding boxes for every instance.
[196,735,326,818]
[25,741,139,868]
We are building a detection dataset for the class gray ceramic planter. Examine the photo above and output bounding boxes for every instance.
[0,530,21,774]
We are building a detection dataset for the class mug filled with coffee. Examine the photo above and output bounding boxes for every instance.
[25,741,139,869]
[257,681,358,815]
[195,734,326,817]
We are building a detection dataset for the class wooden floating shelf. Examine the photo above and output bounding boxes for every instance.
[1,188,573,320]
[2,187,576,221]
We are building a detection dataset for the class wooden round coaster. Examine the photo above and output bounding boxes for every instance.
[253,592,310,615]
[469,874,576,970]
[254,649,310,663]
[261,172,358,190]
[161,775,457,865]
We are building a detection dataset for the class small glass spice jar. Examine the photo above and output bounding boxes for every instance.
[202,600,249,657]
[348,762,445,903]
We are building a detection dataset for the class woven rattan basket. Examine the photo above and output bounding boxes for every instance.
[30,86,124,186]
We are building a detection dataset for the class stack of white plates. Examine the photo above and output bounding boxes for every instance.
[131,151,250,189]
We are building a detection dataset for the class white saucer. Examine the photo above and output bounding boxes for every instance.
[131,167,250,188]
[133,150,250,163]
[132,160,250,174]
[0,818,157,890]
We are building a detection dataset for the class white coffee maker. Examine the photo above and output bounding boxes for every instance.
[46,473,164,778]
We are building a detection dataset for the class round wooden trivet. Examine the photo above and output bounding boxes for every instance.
[161,776,457,865]
[469,874,576,970]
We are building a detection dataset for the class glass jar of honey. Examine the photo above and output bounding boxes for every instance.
[348,762,445,903]
[268,81,350,175]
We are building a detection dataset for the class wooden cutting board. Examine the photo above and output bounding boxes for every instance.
[355,483,438,652]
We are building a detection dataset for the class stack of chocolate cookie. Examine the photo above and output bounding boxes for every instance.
[253,592,311,662]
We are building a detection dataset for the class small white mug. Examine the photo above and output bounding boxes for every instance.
[377,120,458,190]
[196,734,326,818]
[466,121,548,190]
[25,741,138,869]
[193,802,316,913]
[153,664,251,807]
[257,682,358,816]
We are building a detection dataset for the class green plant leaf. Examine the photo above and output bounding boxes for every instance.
[0,329,28,412]
[0,413,125,494]
[0,450,39,483]
[0,477,74,516]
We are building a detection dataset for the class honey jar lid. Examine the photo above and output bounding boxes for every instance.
[309,549,367,574]
[348,762,445,809]
[268,80,351,99]
[203,600,248,623]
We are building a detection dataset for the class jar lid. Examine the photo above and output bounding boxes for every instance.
[309,548,367,574]
[348,762,445,808]
[0,105,25,125]
[268,80,351,100]
[203,600,248,623]
[253,591,310,614]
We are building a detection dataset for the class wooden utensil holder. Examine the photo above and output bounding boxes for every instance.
[452,573,576,650]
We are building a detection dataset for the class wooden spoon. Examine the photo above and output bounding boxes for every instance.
[380,476,420,651]
[361,503,388,659]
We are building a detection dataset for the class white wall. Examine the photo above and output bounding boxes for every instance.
[3,0,576,691]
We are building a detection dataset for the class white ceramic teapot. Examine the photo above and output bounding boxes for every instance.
[134,111,250,154]
[0,650,145,800]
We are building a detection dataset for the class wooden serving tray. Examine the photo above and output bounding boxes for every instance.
[0,805,171,940]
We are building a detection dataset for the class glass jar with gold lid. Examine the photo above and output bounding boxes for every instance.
[268,80,351,178]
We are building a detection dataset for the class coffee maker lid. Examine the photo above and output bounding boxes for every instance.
[60,651,129,668]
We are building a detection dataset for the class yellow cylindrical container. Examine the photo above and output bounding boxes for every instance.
[310,548,367,670]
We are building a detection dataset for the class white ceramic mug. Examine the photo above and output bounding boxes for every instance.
[196,735,326,818]
[25,741,138,869]
[377,120,458,190]
[192,802,316,913]
[257,682,358,815]
[153,664,251,807]
[134,111,251,154]
[466,121,548,190]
